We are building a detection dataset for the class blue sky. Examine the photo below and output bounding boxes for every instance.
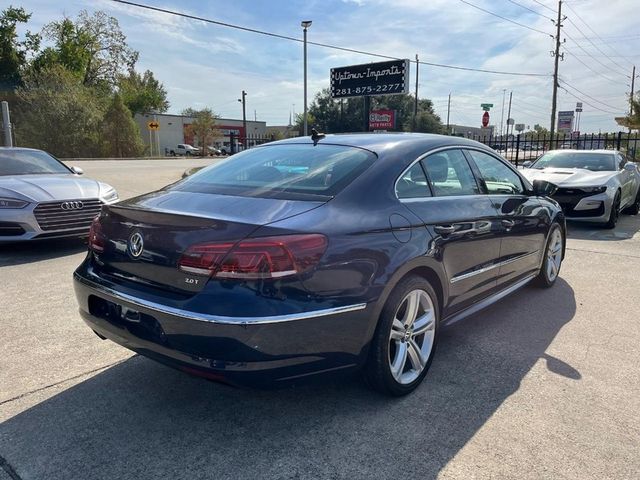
[14,0,640,133]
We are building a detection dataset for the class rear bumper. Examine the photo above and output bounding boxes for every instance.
[73,272,374,387]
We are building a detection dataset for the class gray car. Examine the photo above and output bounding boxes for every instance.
[0,147,119,242]
[522,149,640,228]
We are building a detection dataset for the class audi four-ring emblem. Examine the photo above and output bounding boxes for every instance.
[61,201,84,210]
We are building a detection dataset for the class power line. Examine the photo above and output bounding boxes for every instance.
[457,0,553,36]
[564,2,630,73]
[506,0,555,21]
[559,86,619,115]
[563,17,628,77]
[112,0,549,77]
[558,80,623,113]
[530,0,557,14]
[563,31,628,80]
[563,46,620,84]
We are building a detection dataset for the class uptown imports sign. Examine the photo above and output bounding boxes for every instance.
[369,110,396,129]
[330,59,410,99]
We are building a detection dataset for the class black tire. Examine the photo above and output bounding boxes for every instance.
[623,189,640,215]
[186,151,192,157]
[365,275,439,396]
[170,150,175,156]
[604,191,621,229]
[534,222,564,288]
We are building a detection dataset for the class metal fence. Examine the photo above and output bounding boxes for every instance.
[456,131,640,166]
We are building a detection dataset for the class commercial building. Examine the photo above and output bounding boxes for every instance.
[450,124,495,138]
[135,113,267,155]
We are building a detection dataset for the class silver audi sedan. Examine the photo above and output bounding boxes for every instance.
[0,147,119,242]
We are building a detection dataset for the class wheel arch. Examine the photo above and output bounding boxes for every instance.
[363,257,448,346]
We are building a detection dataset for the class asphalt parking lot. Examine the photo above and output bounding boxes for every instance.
[1,158,639,480]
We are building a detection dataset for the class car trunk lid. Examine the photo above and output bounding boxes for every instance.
[94,191,324,295]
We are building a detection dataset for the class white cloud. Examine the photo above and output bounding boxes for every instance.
[16,0,640,131]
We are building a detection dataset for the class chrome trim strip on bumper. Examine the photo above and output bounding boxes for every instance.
[450,250,540,284]
[74,273,367,325]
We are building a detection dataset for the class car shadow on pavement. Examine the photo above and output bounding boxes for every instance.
[566,213,640,241]
[0,238,87,267]
[0,279,576,480]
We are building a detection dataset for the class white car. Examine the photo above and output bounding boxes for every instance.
[0,147,119,242]
[522,149,640,228]
[169,144,200,156]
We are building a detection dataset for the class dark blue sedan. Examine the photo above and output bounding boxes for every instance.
[74,133,565,396]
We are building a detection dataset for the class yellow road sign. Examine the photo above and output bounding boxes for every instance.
[147,121,160,130]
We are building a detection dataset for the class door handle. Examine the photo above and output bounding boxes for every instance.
[501,219,516,230]
[434,225,457,236]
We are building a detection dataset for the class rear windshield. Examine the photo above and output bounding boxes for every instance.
[0,150,70,175]
[172,144,377,200]
[532,151,616,172]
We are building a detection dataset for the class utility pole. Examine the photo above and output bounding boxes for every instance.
[446,93,451,134]
[238,90,247,149]
[506,91,513,137]
[550,0,564,138]
[1,101,13,147]
[500,89,506,137]
[414,54,419,130]
[629,65,636,134]
[301,20,312,136]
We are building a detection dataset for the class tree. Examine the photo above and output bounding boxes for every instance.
[101,93,144,157]
[15,65,104,157]
[302,88,443,134]
[33,10,138,88]
[618,93,640,131]
[0,6,40,93]
[183,108,220,155]
[118,69,169,115]
[410,110,444,134]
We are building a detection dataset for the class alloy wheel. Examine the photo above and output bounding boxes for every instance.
[388,289,436,385]
[546,228,563,282]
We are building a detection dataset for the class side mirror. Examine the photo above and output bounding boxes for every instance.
[522,160,532,168]
[71,166,84,175]
[532,179,557,197]
[624,163,638,172]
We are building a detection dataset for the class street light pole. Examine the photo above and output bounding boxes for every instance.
[301,20,312,136]
[500,89,506,137]
[238,90,247,149]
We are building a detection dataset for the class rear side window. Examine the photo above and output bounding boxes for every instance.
[396,163,431,198]
[466,150,524,195]
[174,144,376,200]
[422,149,480,196]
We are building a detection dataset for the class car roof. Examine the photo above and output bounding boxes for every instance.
[0,147,45,152]
[266,133,491,156]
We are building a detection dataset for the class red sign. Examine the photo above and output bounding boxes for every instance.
[482,111,490,128]
[369,110,395,130]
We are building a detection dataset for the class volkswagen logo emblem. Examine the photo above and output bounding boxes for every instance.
[128,232,144,258]
[61,201,84,210]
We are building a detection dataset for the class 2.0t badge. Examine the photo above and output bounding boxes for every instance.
[128,232,144,258]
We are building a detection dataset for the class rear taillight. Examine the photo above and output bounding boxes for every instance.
[178,234,327,279]
[88,216,105,252]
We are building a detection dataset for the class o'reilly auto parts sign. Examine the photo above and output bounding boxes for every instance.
[331,59,410,99]
[369,110,396,129]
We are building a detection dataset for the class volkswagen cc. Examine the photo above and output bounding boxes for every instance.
[74,133,565,396]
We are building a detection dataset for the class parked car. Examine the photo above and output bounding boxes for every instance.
[0,147,119,243]
[521,149,640,228]
[169,144,200,156]
[207,146,222,156]
[74,133,565,396]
